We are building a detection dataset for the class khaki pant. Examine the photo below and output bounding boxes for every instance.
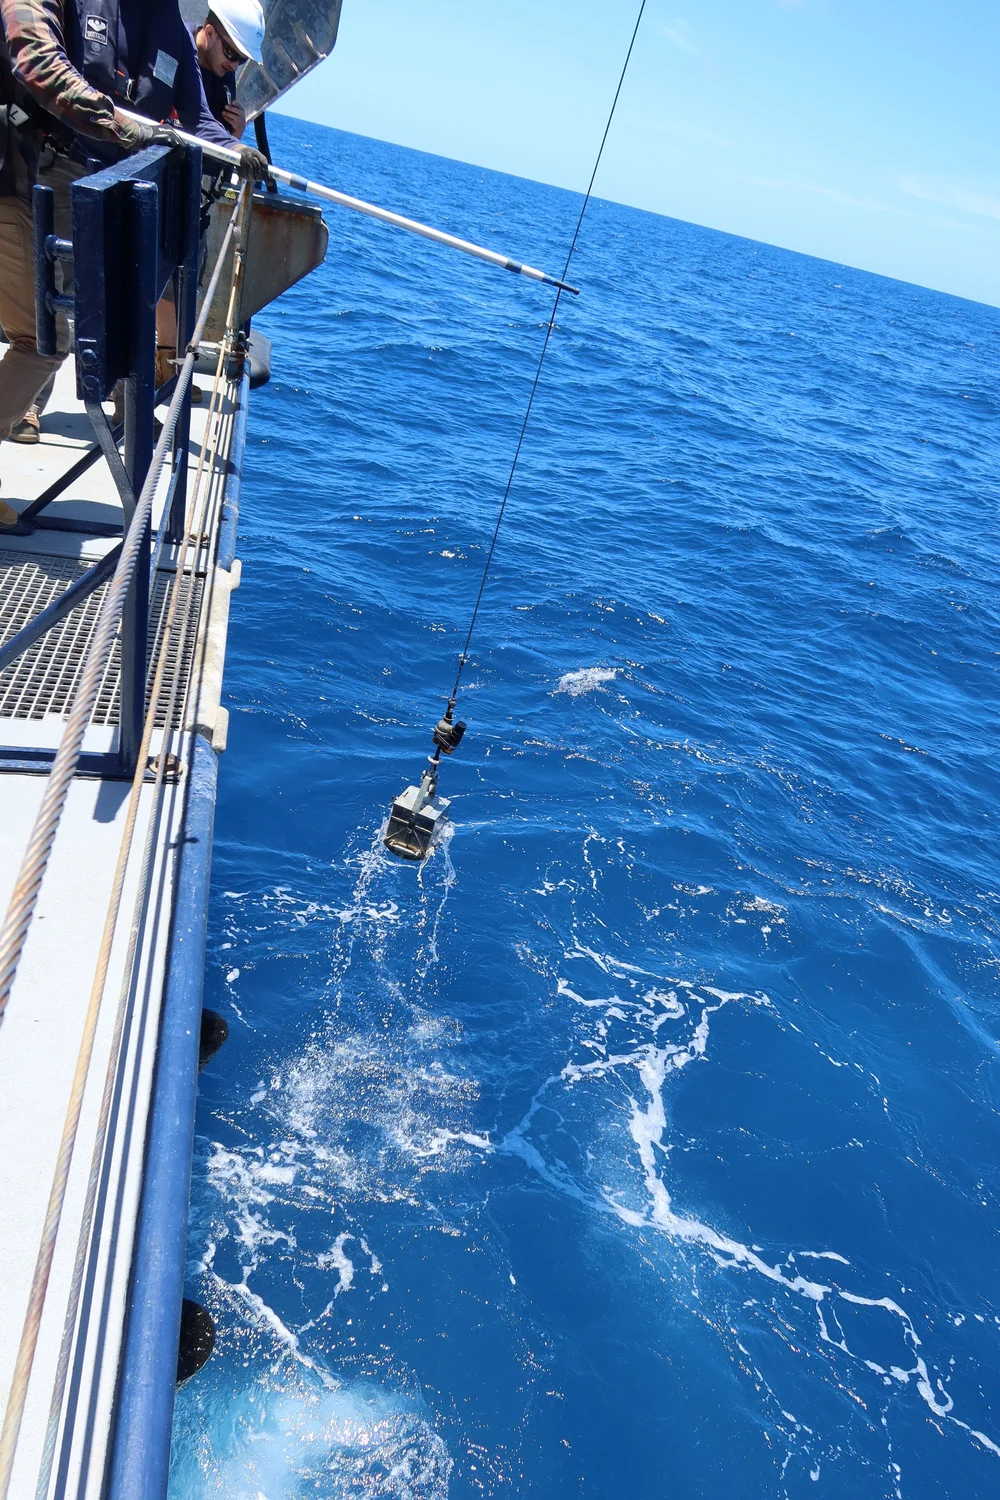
[0,149,84,442]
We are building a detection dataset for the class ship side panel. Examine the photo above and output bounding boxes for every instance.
[105,731,220,1500]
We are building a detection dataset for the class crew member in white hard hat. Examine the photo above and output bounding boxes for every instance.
[150,2,263,399]
[192,1,265,139]
[154,4,265,397]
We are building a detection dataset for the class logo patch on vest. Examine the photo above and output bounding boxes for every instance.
[153,50,178,88]
[84,15,109,45]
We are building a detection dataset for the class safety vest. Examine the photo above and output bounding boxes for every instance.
[64,0,183,123]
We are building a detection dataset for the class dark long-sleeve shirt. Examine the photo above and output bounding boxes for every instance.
[191,24,237,131]
[2,0,118,140]
[2,0,233,150]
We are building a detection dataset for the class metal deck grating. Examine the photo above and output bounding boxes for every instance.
[0,549,204,727]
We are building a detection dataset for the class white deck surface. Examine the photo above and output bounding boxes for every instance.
[0,354,237,1499]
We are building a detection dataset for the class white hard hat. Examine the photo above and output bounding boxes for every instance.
[210,0,266,65]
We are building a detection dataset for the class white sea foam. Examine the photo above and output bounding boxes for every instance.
[188,839,465,1496]
[171,1382,452,1500]
[256,1163,296,1185]
[200,827,472,1314]
[317,1232,355,1295]
[416,1128,492,1156]
[553,667,616,696]
[743,895,787,919]
[224,1279,338,1389]
[206,823,1000,1479]
[501,939,1000,1463]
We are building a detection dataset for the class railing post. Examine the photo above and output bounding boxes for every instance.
[33,184,74,361]
[32,184,58,358]
[166,143,202,544]
[118,179,159,775]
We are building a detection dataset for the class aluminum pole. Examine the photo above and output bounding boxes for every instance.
[119,111,581,295]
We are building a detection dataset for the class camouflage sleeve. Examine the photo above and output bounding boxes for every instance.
[1,0,121,141]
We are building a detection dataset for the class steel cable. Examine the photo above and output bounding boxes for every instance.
[0,183,248,1500]
[448,0,647,706]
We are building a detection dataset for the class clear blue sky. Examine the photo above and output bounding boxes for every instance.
[276,1,1000,306]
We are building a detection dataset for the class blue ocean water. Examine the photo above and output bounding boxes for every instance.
[168,114,1000,1498]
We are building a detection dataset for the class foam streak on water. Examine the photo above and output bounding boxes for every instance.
[505,948,999,1459]
[170,117,1000,1499]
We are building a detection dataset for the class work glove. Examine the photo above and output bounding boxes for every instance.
[112,110,173,150]
[236,145,271,183]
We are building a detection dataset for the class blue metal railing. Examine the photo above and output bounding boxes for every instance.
[105,733,220,1500]
[217,364,251,572]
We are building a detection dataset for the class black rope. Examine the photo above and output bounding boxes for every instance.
[447,0,647,708]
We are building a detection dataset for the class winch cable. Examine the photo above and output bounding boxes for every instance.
[446,0,647,716]
[381,0,647,861]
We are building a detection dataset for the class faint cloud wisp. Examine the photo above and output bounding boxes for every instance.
[656,17,699,54]
[897,176,1000,221]
[747,176,893,214]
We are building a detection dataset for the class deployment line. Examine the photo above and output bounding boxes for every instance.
[383,0,647,861]
[449,0,648,706]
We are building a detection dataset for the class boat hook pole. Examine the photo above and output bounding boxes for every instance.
[118,110,581,295]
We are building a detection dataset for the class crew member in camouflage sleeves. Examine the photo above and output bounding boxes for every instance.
[0,0,267,528]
